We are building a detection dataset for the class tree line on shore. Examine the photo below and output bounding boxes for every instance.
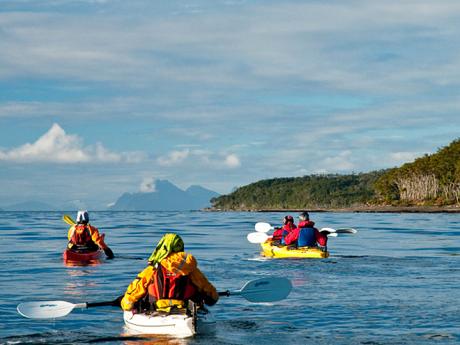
[211,138,460,210]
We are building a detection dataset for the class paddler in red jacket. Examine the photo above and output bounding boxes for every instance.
[67,210,114,259]
[284,211,327,248]
[120,233,219,313]
[272,215,296,244]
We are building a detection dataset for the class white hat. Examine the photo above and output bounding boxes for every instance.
[76,210,89,223]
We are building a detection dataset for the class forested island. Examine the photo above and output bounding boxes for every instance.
[211,138,460,212]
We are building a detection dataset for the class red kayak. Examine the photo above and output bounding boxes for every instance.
[63,248,103,262]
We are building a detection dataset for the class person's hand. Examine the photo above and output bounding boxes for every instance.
[114,295,124,307]
[104,247,114,259]
[204,295,218,306]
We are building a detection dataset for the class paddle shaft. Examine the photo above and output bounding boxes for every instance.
[218,290,235,297]
[86,298,121,308]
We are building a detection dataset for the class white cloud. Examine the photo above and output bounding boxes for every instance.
[0,123,144,164]
[156,148,241,170]
[140,177,156,193]
[389,151,421,165]
[157,149,190,166]
[224,153,241,168]
[317,150,355,172]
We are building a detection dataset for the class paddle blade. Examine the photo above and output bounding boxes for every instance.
[320,227,357,235]
[63,215,76,225]
[247,232,269,244]
[336,228,357,234]
[327,233,338,237]
[239,277,292,302]
[17,301,82,319]
[254,222,273,233]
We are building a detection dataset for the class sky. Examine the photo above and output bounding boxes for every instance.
[1,0,460,209]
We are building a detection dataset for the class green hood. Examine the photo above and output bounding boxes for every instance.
[148,233,185,265]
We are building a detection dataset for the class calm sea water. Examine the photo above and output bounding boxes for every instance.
[0,211,459,345]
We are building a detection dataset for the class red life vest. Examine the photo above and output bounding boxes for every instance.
[148,264,196,301]
[70,224,94,246]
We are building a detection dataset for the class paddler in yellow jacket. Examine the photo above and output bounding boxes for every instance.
[121,233,219,313]
[67,210,114,259]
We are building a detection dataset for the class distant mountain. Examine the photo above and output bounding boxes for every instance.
[60,199,88,211]
[109,180,220,211]
[2,201,58,211]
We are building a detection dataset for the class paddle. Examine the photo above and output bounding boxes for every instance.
[17,297,121,319]
[247,230,339,244]
[63,214,76,225]
[17,277,292,319]
[320,227,358,234]
[62,214,115,259]
[219,277,291,302]
[255,222,357,235]
[255,222,273,233]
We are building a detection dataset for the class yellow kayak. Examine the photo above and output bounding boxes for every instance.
[260,240,329,259]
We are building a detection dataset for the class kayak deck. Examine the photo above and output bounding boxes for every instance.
[63,248,103,262]
[261,240,329,258]
[123,307,215,338]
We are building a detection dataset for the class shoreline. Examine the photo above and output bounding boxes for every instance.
[208,205,460,213]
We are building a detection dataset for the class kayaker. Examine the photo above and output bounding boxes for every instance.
[120,233,219,313]
[284,211,327,248]
[67,210,115,259]
[272,215,296,245]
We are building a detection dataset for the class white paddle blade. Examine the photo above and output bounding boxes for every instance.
[247,232,269,244]
[17,301,83,319]
[327,233,338,237]
[320,227,357,234]
[254,222,273,233]
[336,228,358,234]
[239,277,292,302]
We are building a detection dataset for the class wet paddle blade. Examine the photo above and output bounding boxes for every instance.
[254,222,273,233]
[17,301,84,319]
[238,277,292,302]
[62,215,76,225]
[336,228,357,234]
[247,232,269,244]
[320,227,357,234]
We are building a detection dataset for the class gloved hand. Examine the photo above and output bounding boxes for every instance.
[204,295,218,306]
[104,247,115,259]
[114,295,124,307]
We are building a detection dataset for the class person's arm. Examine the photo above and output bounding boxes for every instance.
[190,267,219,306]
[120,266,153,311]
[315,228,328,246]
[88,225,114,258]
[284,228,299,245]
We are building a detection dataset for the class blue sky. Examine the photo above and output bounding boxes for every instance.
[1,0,460,209]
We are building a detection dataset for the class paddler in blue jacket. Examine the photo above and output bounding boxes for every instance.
[284,211,328,247]
[121,233,219,313]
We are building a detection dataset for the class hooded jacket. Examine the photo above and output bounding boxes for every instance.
[121,251,219,311]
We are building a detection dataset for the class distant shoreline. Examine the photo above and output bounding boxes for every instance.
[208,205,460,213]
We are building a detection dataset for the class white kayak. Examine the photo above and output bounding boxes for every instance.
[123,307,215,338]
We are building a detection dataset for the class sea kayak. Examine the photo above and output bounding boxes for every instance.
[63,248,103,262]
[261,240,329,259]
[123,307,215,338]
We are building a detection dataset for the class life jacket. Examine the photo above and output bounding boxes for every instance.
[297,228,317,247]
[296,220,320,247]
[148,264,196,302]
[69,224,97,248]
